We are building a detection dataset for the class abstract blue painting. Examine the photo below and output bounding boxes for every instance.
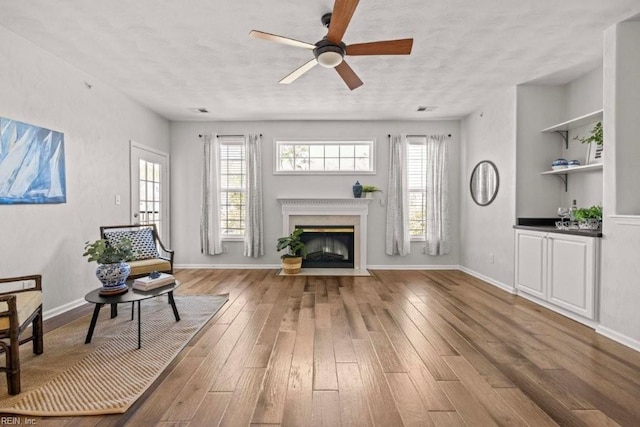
[0,117,66,204]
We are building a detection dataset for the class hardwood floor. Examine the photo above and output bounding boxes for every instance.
[32,269,640,425]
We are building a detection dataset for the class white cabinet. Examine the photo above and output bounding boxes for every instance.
[515,229,599,322]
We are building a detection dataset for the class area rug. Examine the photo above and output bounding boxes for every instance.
[0,294,228,416]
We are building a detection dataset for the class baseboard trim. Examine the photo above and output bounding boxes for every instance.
[43,297,86,321]
[458,266,516,294]
[366,264,460,270]
[175,263,281,270]
[596,325,640,352]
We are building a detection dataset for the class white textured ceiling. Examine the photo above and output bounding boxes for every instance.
[1,1,639,121]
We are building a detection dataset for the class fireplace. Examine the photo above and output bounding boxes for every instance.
[278,198,372,270]
[296,226,355,268]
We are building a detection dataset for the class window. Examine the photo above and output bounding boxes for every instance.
[275,140,374,174]
[407,137,427,239]
[138,159,161,231]
[219,137,246,237]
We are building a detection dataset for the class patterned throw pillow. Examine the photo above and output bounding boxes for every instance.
[104,228,160,260]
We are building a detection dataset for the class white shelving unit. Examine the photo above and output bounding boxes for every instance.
[541,110,603,191]
[542,109,603,148]
[540,164,603,175]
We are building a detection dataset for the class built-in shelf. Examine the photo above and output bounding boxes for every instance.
[540,163,603,192]
[540,163,603,175]
[541,109,603,133]
[541,109,603,149]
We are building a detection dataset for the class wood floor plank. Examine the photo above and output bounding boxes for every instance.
[336,362,374,427]
[385,372,433,426]
[282,317,315,427]
[494,387,560,427]
[330,296,356,363]
[163,310,253,421]
[219,368,267,427]
[438,381,499,427]
[252,331,297,424]
[443,355,528,426]
[339,285,370,339]
[352,339,405,426]
[210,303,273,391]
[312,390,342,427]
[189,392,232,426]
[372,306,454,410]
[428,411,467,427]
[572,410,622,427]
[313,327,338,390]
[368,330,406,373]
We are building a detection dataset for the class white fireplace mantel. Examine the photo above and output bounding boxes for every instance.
[278,198,372,270]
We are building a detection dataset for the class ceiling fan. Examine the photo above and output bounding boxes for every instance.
[249,0,413,90]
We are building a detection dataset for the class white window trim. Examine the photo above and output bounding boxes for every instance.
[219,137,246,238]
[273,138,376,175]
[407,136,427,241]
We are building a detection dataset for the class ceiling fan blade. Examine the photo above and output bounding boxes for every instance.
[279,58,318,84]
[249,30,315,49]
[346,38,414,56]
[335,60,363,90]
[326,0,360,44]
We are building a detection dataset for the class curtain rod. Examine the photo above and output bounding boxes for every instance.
[388,134,452,138]
[198,134,262,138]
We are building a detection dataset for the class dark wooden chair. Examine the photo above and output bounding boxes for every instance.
[100,224,174,280]
[0,275,44,395]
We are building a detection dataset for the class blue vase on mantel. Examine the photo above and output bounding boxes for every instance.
[352,181,363,198]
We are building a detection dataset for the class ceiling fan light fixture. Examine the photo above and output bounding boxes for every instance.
[317,50,344,68]
[314,42,345,68]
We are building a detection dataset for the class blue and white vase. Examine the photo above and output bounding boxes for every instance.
[96,262,131,294]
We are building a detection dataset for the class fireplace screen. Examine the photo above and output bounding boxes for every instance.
[296,226,355,268]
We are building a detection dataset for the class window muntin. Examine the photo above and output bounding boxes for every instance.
[219,139,246,237]
[407,138,427,239]
[275,140,374,174]
[138,159,162,233]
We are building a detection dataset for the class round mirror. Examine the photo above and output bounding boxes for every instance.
[470,160,499,206]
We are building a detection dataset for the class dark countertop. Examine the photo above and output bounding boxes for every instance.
[514,218,602,238]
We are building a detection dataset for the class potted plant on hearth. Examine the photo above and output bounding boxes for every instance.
[361,185,382,199]
[276,228,307,274]
[83,238,135,295]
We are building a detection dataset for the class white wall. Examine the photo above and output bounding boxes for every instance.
[170,120,460,268]
[460,87,517,290]
[599,21,640,347]
[0,26,169,315]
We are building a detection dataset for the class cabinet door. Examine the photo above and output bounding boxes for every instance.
[547,234,596,319]
[515,230,547,299]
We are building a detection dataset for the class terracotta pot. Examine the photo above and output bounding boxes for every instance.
[282,257,302,274]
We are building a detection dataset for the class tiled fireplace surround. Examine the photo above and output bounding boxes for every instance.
[278,198,372,270]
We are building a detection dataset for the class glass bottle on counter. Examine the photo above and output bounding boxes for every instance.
[569,199,578,221]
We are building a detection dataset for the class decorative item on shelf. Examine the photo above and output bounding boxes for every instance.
[361,185,382,199]
[574,121,603,165]
[551,158,568,170]
[567,160,580,168]
[276,228,307,274]
[83,238,136,296]
[352,181,363,198]
[555,204,602,231]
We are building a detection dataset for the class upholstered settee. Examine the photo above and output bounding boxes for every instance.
[100,224,174,279]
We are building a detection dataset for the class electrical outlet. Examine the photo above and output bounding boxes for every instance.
[222,245,228,253]
[489,253,494,264]
[421,245,427,254]
[115,194,121,205]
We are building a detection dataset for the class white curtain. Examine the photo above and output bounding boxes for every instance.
[425,135,450,255]
[244,134,264,257]
[385,134,410,255]
[200,135,223,255]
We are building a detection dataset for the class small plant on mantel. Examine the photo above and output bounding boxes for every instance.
[276,229,307,274]
[361,185,382,193]
[573,121,603,146]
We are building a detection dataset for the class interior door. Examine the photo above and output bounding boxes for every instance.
[130,141,170,244]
